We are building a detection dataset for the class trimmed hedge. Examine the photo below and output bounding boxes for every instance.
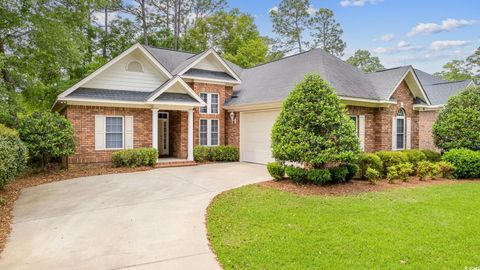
[112,148,158,167]
[442,149,480,179]
[402,149,426,167]
[365,167,380,184]
[285,166,308,184]
[330,166,349,183]
[267,162,285,180]
[307,169,331,185]
[421,149,441,162]
[376,151,408,175]
[345,163,359,181]
[359,153,383,179]
[0,124,28,189]
[193,145,239,162]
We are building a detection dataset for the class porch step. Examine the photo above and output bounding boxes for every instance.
[154,160,197,168]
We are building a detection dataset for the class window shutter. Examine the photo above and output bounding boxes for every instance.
[125,116,134,149]
[392,117,397,150]
[406,117,412,149]
[95,115,105,150]
[359,115,366,151]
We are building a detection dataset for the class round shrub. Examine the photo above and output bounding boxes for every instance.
[433,86,480,151]
[209,146,239,162]
[18,112,75,168]
[193,146,210,162]
[397,163,414,182]
[417,160,433,181]
[330,166,349,183]
[365,167,380,185]
[421,149,441,162]
[112,148,158,167]
[437,161,455,179]
[359,153,383,179]
[267,162,285,180]
[0,124,28,189]
[376,151,408,175]
[402,149,426,167]
[344,163,359,181]
[307,169,331,185]
[271,74,360,168]
[285,166,308,184]
[442,149,480,179]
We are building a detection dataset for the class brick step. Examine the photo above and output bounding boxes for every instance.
[154,161,197,168]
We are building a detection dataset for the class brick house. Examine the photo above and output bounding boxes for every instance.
[53,43,474,165]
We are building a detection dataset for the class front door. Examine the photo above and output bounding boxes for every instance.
[158,112,169,156]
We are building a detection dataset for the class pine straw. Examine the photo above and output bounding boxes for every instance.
[0,165,154,254]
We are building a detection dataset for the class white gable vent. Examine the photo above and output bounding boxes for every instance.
[126,61,143,72]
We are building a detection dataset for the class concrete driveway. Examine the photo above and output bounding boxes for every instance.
[0,162,270,270]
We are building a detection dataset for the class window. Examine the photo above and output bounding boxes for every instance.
[395,109,405,150]
[106,116,123,149]
[199,93,219,114]
[126,61,143,72]
[349,115,358,136]
[199,119,219,146]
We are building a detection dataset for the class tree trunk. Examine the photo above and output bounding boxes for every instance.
[102,6,108,58]
[141,0,148,45]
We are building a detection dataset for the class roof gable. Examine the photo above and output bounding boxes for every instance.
[147,76,206,105]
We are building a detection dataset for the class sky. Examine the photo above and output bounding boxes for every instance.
[228,0,480,73]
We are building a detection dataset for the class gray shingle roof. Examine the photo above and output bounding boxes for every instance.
[67,88,151,101]
[183,68,236,81]
[423,80,472,105]
[365,66,410,100]
[143,45,195,74]
[154,92,198,103]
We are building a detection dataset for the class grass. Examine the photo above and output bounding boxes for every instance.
[207,183,480,269]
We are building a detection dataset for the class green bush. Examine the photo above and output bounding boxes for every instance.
[330,166,349,183]
[209,146,239,162]
[271,74,360,168]
[112,148,158,167]
[267,162,285,181]
[429,163,440,180]
[359,153,383,179]
[365,167,380,185]
[285,166,308,184]
[442,149,480,179]
[376,151,408,175]
[433,86,480,151]
[397,163,414,182]
[18,112,75,168]
[402,149,426,167]
[193,146,210,162]
[0,124,28,189]
[421,149,441,162]
[437,161,455,179]
[307,169,331,185]
[417,161,433,181]
[386,166,399,184]
[344,163,359,181]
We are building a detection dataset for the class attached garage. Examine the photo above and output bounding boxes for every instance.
[239,109,280,164]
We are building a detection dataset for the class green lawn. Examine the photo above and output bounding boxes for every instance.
[207,183,480,270]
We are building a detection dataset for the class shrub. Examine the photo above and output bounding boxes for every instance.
[18,112,75,168]
[397,163,414,182]
[437,161,455,179]
[386,166,399,184]
[376,151,408,175]
[271,74,360,168]
[344,163,359,181]
[402,149,426,167]
[417,161,433,181]
[307,169,331,185]
[267,162,285,181]
[442,149,480,179]
[112,148,158,167]
[433,86,480,151]
[365,167,380,185]
[421,149,441,162]
[209,146,239,162]
[330,166,349,183]
[359,153,383,179]
[193,146,210,162]
[429,163,440,180]
[0,124,28,189]
[285,166,308,184]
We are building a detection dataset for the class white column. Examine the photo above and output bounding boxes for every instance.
[187,110,194,161]
[152,109,159,151]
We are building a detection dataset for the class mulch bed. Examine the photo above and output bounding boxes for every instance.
[258,178,475,197]
[0,165,155,254]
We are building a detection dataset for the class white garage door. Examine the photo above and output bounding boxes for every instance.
[240,110,280,164]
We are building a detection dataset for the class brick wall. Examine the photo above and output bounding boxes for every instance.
[346,106,377,152]
[64,105,152,165]
[419,110,439,151]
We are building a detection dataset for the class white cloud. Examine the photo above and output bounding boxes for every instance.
[92,11,119,26]
[268,6,278,13]
[407,18,476,37]
[307,5,318,15]
[340,0,383,7]
[373,41,423,54]
[430,40,472,50]
[380,33,395,42]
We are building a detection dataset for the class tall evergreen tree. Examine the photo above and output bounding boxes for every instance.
[309,8,346,56]
[347,49,385,72]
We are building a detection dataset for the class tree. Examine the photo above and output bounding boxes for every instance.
[183,9,270,68]
[269,0,311,53]
[347,49,385,72]
[107,17,140,58]
[94,0,123,58]
[125,0,151,45]
[0,124,28,188]
[434,60,472,82]
[271,74,360,168]
[309,8,346,56]
[433,86,480,151]
[18,112,76,169]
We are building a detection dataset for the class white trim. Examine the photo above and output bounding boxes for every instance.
[413,104,444,111]
[199,92,219,115]
[177,49,242,83]
[58,43,172,98]
[181,75,240,85]
[152,109,159,151]
[187,110,194,161]
[158,112,169,155]
[147,76,206,105]
[386,67,431,106]
[104,116,125,150]
[358,115,366,151]
[393,109,406,150]
[199,118,220,146]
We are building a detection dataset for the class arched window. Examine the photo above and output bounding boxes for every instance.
[395,108,406,149]
[126,61,143,72]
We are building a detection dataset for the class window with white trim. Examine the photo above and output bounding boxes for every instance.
[199,93,219,114]
[349,115,358,136]
[199,119,219,146]
[395,109,406,150]
[106,116,123,149]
